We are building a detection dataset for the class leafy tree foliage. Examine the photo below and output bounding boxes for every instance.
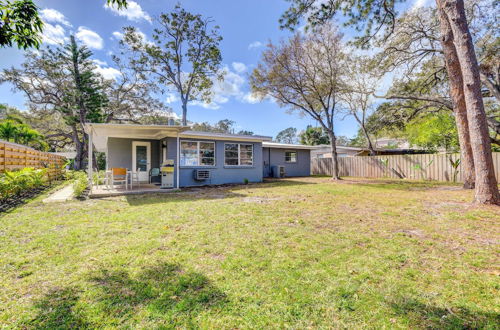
[275,127,297,144]
[190,119,252,135]
[121,5,223,125]
[299,126,329,145]
[404,113,459,152]
[0,0,42,49]
[2,37,107,169]
[0,0,127,49]
[251,24,345,179]
[0,114,47,150]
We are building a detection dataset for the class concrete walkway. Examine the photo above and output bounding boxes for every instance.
[43,184,74,203]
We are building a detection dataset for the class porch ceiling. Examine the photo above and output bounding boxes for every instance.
[84,123,191,152]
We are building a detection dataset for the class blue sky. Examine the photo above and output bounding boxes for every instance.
[0,0,426,139]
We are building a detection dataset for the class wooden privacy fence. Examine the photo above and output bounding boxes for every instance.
[0,140,66,179]
[311,152,500,182]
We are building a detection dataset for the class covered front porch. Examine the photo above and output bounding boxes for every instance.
[84,123,191,196]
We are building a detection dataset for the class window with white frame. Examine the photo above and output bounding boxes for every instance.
[285,151,297,163]
[180,141,215,166]
[224,143,253,166]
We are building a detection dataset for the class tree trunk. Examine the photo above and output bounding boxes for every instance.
[436,1,475,189]
[440,0,499,204]
[327,130,341,180]
[361,125,376,156]
[181,101,188,126]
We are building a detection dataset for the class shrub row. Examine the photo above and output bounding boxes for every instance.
[72,171,89,199]
[0,168,49,202]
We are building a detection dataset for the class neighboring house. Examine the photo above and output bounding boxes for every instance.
[311,144,428,158]
[374,137,411,149]
[311,145,368,158]
[84,123,316,189]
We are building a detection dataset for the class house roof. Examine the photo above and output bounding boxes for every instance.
[84,123,273,152]
[181,130,272,142]
[84,123,192,152]
[262,142,320,150]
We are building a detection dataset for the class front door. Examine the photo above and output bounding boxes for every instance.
[132,141,151,182]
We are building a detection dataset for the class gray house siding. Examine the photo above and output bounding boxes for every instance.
[165,137,263,187]
[107,138,161,182]
[263,147,311,177]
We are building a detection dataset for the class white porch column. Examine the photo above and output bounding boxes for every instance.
[88,128,93,191]
[176,132,180,189]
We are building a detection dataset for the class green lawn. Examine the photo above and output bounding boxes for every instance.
[1,177,498,328]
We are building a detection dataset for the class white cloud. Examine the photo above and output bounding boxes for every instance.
[191,64,263,109]
[248,41,263,49]
[104,0,151,23]
[165,93,179,104]
[92,59,108,66]
[111,28,151,45]
[39,8,71,45]
[232,62,247,74]
[111,31,124,40]
[95,66,122,80]
[411,0,432,10]
[41,22,67,45]
[92,59,121,80]
[242,93,260,104]
[76,27,104,50]
[40,8,72,27]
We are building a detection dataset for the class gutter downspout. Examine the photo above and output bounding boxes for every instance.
[176,132,180,189]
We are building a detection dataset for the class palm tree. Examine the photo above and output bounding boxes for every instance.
[0,120,19,142]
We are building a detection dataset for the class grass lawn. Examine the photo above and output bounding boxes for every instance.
[1,177,499,328]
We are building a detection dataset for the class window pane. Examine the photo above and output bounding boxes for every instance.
[285,151,297,162]
[200,142,214,150]
[240,144,253,165]
[199,142,215,160]
[180,141,198,166]
[225,144,238,151]
[240,158,253,165]
[225,158,239,165]
[201,157,215,165]
[225,144,238,165]
[136,146,147,171]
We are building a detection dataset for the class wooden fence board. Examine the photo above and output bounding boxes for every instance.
[311,152,500,182]
[0,140,66,179]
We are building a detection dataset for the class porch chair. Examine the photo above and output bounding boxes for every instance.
[110,168,128,190]
[149,168,160,184]
[129,170,140,189]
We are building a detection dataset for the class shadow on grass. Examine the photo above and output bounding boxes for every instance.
[125,178,315,206]
[23,263,226,328]
[390,298,500,328]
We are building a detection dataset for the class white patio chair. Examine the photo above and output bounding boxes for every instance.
[129,170,140,189]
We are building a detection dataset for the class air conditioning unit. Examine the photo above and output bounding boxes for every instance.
[272,165,285,178]
[194,169,211,181]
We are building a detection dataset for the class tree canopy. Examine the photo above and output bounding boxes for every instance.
[120,5,223,126]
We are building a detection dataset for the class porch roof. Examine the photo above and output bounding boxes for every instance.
[84,123,191,152]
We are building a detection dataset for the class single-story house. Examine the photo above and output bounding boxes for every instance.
[84,123,317,189]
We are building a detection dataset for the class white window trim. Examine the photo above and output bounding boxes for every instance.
[224,143,254,166]
[180,140,216,167]
[285,150,298,163]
